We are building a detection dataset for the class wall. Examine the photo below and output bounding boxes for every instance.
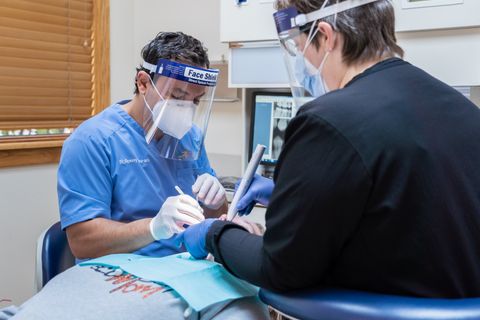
[0,164,59,305]
[110,0,135,104]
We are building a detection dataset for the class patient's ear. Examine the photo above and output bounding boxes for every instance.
[136,71,150,95]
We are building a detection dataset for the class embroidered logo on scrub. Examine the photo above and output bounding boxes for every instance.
[119,158,150,165]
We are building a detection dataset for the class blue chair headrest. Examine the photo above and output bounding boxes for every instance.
[41,222,75,286]
[259,288,480,320]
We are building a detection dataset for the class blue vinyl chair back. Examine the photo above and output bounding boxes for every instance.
[39,222,75,287]
[259,288,480,320]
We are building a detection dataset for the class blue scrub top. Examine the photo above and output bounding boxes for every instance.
[58,101,215,258]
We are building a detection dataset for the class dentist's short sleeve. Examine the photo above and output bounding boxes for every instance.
[58,136,112,230]
[195,143,216,177]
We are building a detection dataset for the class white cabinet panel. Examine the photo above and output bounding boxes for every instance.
[220,0,480,40]
[221,0,480,87]
[220,0,277,42]
[229,42,289,87]
[394,0,480,32]
[397,28,480,86]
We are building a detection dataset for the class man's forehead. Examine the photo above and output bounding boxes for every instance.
[155,77,207,96]
[172,83,207,96]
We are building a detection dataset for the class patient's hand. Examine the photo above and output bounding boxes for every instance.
[218,214,265,236]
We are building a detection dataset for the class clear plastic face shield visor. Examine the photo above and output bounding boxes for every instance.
[141,59,219,161]
[273,0,380,109]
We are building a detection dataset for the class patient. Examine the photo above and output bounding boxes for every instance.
[0,31,269,319]
[1,246,266,319]
[0,215,266,319]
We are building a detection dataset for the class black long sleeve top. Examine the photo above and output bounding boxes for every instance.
[206,58,480,298]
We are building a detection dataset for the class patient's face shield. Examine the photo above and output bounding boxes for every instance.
[142,59,219,161]
[273,0,380,109]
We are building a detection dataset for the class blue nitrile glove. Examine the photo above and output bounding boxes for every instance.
[174,218,216,259]
[235,174,274,216]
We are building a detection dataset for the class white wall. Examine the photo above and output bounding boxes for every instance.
[110,0,135,104]
[0,164,59,305]
[110,0,244,176]
[132,0,228,63]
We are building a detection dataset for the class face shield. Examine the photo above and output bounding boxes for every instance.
[141,59,219,161]
[273,0,380,109]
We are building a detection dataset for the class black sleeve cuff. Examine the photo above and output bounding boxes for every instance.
[206,220,247,265]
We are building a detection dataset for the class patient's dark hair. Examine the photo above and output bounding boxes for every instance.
[134,32,210,94]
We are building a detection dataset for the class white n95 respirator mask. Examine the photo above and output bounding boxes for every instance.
[151,99,195,140]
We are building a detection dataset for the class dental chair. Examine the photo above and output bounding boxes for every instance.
[35,222,480,319]
[35,222,75,291]
[259,288,480,320]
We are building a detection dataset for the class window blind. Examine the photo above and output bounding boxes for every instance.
[0,0,94,131]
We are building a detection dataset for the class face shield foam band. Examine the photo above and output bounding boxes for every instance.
[140,59,219,161]
[296,0,380,27]
[274,0,380,34]
[142,61,158,73]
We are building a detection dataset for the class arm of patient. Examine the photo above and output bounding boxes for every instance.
[66,217,154,259]
[202,199,228,219]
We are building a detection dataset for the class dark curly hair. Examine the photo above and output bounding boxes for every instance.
[134,32,210,94]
